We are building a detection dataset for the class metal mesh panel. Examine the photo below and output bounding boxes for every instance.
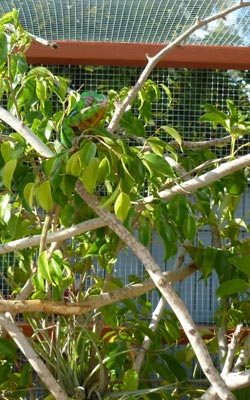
[46,65,250,324]
[1,0,250,45]
[50,65,250,141]
[1,65,250,324]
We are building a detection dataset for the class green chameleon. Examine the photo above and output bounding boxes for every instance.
[61,91,108,147]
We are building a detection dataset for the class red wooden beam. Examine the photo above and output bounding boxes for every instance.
[26,41,250,70]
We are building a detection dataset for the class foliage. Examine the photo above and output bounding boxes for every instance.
[0,8,250,400]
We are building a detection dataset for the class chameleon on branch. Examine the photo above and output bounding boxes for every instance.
[61,91,108,147]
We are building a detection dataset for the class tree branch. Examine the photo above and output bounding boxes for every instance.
[0,217,106,255]
[0,314,68,399]
[134,296,167,373]
[0,263,197,315]
[142,152,250,203]
[233,334,250,372]
[75,181,235,400]
[0,106,54,158]
[201,325,243,400]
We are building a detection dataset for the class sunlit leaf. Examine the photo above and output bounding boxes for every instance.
[35,181,53,212]
[216,279,250,297]
[3,159,17,191]
[114,192,130,222]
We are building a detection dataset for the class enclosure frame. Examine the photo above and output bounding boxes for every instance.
[27,41,250,70]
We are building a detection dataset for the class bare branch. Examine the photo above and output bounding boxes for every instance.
[0,314,68,399]
[134,297,167,372]
[142,152,250,203]
[75,181,235,400]
[0,217,106,255]
[170,136,232,149]
[222,325,243,377]
[0,264,197,315]
[233,334,250,372]
[0,106,54,158]
[201,325,243,400]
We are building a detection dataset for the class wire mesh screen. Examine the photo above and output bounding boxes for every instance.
[41,65,249,325]
[1,0,250,46]
[1,65,250,324]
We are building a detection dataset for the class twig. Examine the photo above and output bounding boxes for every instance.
[107,2,250,133]
[233,334,250,372]
[75,181,235,400]
[170,136,232,149]
[5,23,58,48]
[134,296,166,372]
[0,314,68,400]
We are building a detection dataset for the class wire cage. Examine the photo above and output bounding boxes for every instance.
[1,1,250,398]
[0,1,250,324]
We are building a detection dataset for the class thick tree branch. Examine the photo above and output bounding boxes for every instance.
[107,1,250,133]
[0,264,197,314]
[0,314,68,399]
[0,217,106,255]
[0,106,54,158]
[75,181,235,400]
[143,152,250,203]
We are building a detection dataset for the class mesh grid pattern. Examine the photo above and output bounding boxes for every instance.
[47,65,250,324]
[1,0,250,45]
[1,64,250,324]
[50,65,250,142]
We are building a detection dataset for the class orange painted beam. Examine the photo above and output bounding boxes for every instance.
[26,41,250,70]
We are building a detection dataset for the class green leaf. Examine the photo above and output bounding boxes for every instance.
[49,251,63,285]
[66,150,81,176]
[35,181,53,212]
[200,113,227,127]
[0,339,17,359]
[223,171,246,196]
[23,182,35,210]
[36,79,47,103]
[1,141,23,162]
[142,153,174,178]
[18,364,31,389]
[160,126,182,149]
[122,369,139,391]
[0,32,8,66]
[147,137,166,156]
[114,192,130,221]
[97,157,110,182]
[202,247,217,279]
[120,110,146,137]
[182,214,196,240]
[216,279,250,297]
[80,141,97,166]
[230,255,250,276]
[162,353,186,381]
[80,157,100,193]
[38,251,52,283]
[3,159,17,191]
